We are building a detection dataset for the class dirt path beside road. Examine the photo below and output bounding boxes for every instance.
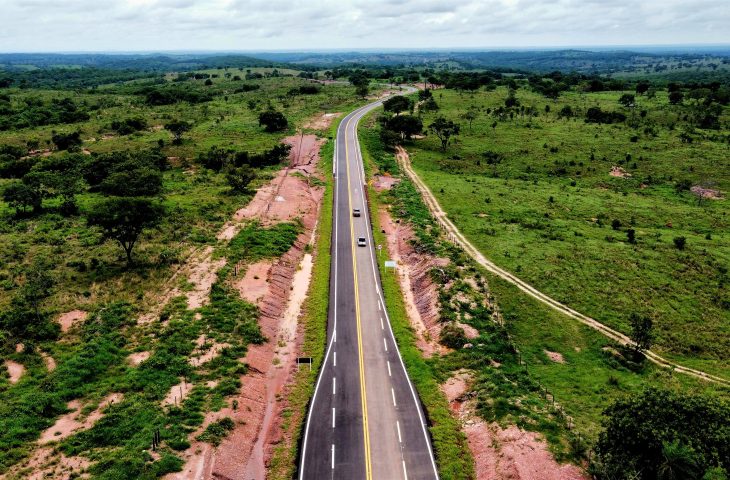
[395,146,729,386]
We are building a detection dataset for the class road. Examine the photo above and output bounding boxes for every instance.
[299,98,439,480]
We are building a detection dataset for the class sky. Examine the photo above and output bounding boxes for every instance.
[1,0,728,52]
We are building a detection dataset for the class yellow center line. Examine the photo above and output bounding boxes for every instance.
[344,112,373,480]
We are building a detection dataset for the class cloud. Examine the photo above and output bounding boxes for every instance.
[0,0,727,52]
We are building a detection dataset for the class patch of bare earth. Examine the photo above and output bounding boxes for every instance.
[1,447,91,480]
[162,379,194,407]
[127,351,151,366]
[234,260,272,305]
[691,185,724,200]
[544,350,565,364]
[218,134,324,241]
[303,111,341,130]
[168,134,324,480]
[373,174,400,192]
[56,310,87,333]
[443,371,587,480]
[4,360,25,384]
[609,166,631,178]
[39,393,123,444]
[40,351,56,372]
[379,207,448,357]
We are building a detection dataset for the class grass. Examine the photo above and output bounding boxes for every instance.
[406,86,729,378]
[358,105,730,465]
[360,110,476,479]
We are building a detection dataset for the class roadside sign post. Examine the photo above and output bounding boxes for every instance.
[296,357,313,371]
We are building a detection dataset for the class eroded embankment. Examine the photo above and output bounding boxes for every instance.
[168,134,325,480]
[376,166,587,479]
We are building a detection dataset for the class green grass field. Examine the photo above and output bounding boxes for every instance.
[405,86,729,378]
[359,103,729,457]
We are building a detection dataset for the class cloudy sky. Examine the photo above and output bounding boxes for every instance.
[1,0,728,52]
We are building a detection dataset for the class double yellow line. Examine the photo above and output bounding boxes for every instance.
[343,112,373,479]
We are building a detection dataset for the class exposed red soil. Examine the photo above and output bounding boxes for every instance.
[1,446,91,480]
[544,350,565,364]
[162,379,194,407]
[303,111,341,130]
[56,310,87,333]
[185,246,227,310]
[443,371,587,480]
[41,351,57,372]
[379,207,448,357]
[218,134,324,241]
[168,134,325,480]
[456,321,480,339]
[127,351,151,366]
[4,360,25,384]
[373,174,400,192]
[233,260,272,305]
[39,393,123,444]
[691,185,724,199]
[609,166,631,178]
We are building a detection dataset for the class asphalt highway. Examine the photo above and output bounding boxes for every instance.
[299,97,439,480]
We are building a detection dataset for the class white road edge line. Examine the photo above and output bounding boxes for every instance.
[299,104,377,480]
[349,95,441,479]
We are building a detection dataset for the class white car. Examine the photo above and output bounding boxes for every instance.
[353,208,361,217]
[357,237,367,247]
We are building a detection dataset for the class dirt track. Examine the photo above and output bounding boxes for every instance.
[395,146,729,387]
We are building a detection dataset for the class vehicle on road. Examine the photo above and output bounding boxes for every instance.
[353,208,361,217]
[357,237,366,247]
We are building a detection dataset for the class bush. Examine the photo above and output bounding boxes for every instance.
[594,388,730,480]
[673,236,687,250]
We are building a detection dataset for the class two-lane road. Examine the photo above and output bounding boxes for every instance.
[299,98,438,480]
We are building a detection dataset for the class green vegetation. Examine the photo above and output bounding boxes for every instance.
[404,85,729,378]
[0,59,379,477]
[360,95,729,475]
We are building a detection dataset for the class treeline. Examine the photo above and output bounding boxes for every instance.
[0,95,90,130]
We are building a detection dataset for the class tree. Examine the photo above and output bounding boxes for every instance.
[420,97,439,113]
[673,236,687,250]
[619,93,637,108]
[636,81,650,96]
[629,312,654,352]
[658,440,700,480]
[0,257,59,341]
[383,95,413,114]
[88,197,164,266]
[51,131,82,151]
[461,108,478,130]
[258,109,288,132]
[165,120,192,144]
[99,167,163,197]
[383,114,422,142]
[225,164,257,193]
[627,228,636,244]
[349,72,370,98]
[429,117,460,151]
[669,90,684,105]
[3,181,41,214]
[595,389,729,480]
